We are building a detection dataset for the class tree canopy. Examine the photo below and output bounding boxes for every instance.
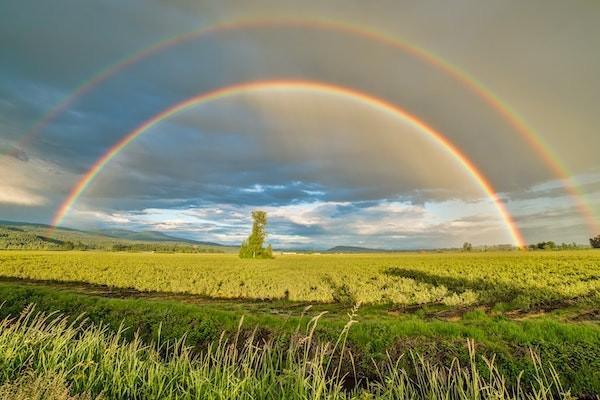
[239,211,274,259]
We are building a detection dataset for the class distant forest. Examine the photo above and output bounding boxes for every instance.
[0,223,230,253]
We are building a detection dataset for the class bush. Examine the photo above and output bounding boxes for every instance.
[536,241,556,250]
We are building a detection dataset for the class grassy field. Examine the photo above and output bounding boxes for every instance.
[0,307,575,400]
[0,250,598,307]
[0,250,598,398]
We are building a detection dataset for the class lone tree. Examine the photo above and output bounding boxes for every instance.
[462,242,472,252]
[239,210,273,259]
[590,235,600,249]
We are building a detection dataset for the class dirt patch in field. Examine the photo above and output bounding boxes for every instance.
[0,276,597,323]
[388,300,599,323]
[570,309,600,322]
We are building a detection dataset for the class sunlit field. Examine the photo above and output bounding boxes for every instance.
[0,250,598,398]
[1,250,598,306]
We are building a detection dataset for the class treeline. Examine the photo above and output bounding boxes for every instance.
[525,235,600,250]
[0,227,76,250]
[0,227,224,253]
[111,243,224,253]
[527,241,581,250]
[459,241,589,252]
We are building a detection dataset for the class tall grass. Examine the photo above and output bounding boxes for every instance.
[0,305,578,399]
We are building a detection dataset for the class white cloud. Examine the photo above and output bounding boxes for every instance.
[0,185,45,206]
[71,210,131,224]
[63,196,512,248]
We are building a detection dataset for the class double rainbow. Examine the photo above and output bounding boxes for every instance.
[51,80,526,247]
[14,16,592,241]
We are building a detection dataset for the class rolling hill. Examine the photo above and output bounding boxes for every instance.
[326,245,392,253]
[0,220,236,252]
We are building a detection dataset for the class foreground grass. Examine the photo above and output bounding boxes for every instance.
[0,306,578,400]
[0,373,94,400]
[0,281,598,396]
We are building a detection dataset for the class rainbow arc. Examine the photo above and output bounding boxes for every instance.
[51,80,526,247]
[8,17,593,236]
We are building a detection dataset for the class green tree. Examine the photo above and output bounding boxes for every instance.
[537,241,556,250]
[239,211,274,259]
[590,235,600,249]
[61,241,74,250]
[462,242,472,252]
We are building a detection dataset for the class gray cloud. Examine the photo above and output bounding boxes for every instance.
[1,0,599,246]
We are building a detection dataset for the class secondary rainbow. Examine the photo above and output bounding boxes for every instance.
[10,17,597,233]
[52,79,526,247]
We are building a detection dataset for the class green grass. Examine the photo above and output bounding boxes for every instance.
[0,306,578,400]
[0,281,597,396]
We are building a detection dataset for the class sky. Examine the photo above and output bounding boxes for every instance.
[1,0,599,249]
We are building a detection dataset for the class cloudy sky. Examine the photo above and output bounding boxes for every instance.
[1,0,599,249]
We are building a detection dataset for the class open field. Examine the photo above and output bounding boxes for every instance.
[0,250,599,307]
[0,250,598,398]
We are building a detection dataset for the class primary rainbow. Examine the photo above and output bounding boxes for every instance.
[10,17,598,233]
[52,79,526,247]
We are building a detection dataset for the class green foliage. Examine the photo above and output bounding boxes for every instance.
[0,227,80,250]
[0,223,231,253]
[239,210,274,259]
[527,242,581,251]
[323,275,357,304]
[462,242,473,252]
[590,234,600,248]
[0,306,579,399]
[111,243,223,253]
[536,241,556,250]
[0,372,96,400]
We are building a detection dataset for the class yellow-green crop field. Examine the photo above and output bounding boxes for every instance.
[0,250,600,398]
[0,250,598,308]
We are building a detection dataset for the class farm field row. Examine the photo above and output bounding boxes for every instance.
[0,250,598,308]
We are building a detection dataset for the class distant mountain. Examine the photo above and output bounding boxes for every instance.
[326,245,390,253]
[95,229,224,247]
[0,220,82,232]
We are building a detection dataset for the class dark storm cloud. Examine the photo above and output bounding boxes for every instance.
[0,0,210,86]
[269,220,328,237]
[3,20,546,188]
[0,145,28,162]
[76,114,467,213]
